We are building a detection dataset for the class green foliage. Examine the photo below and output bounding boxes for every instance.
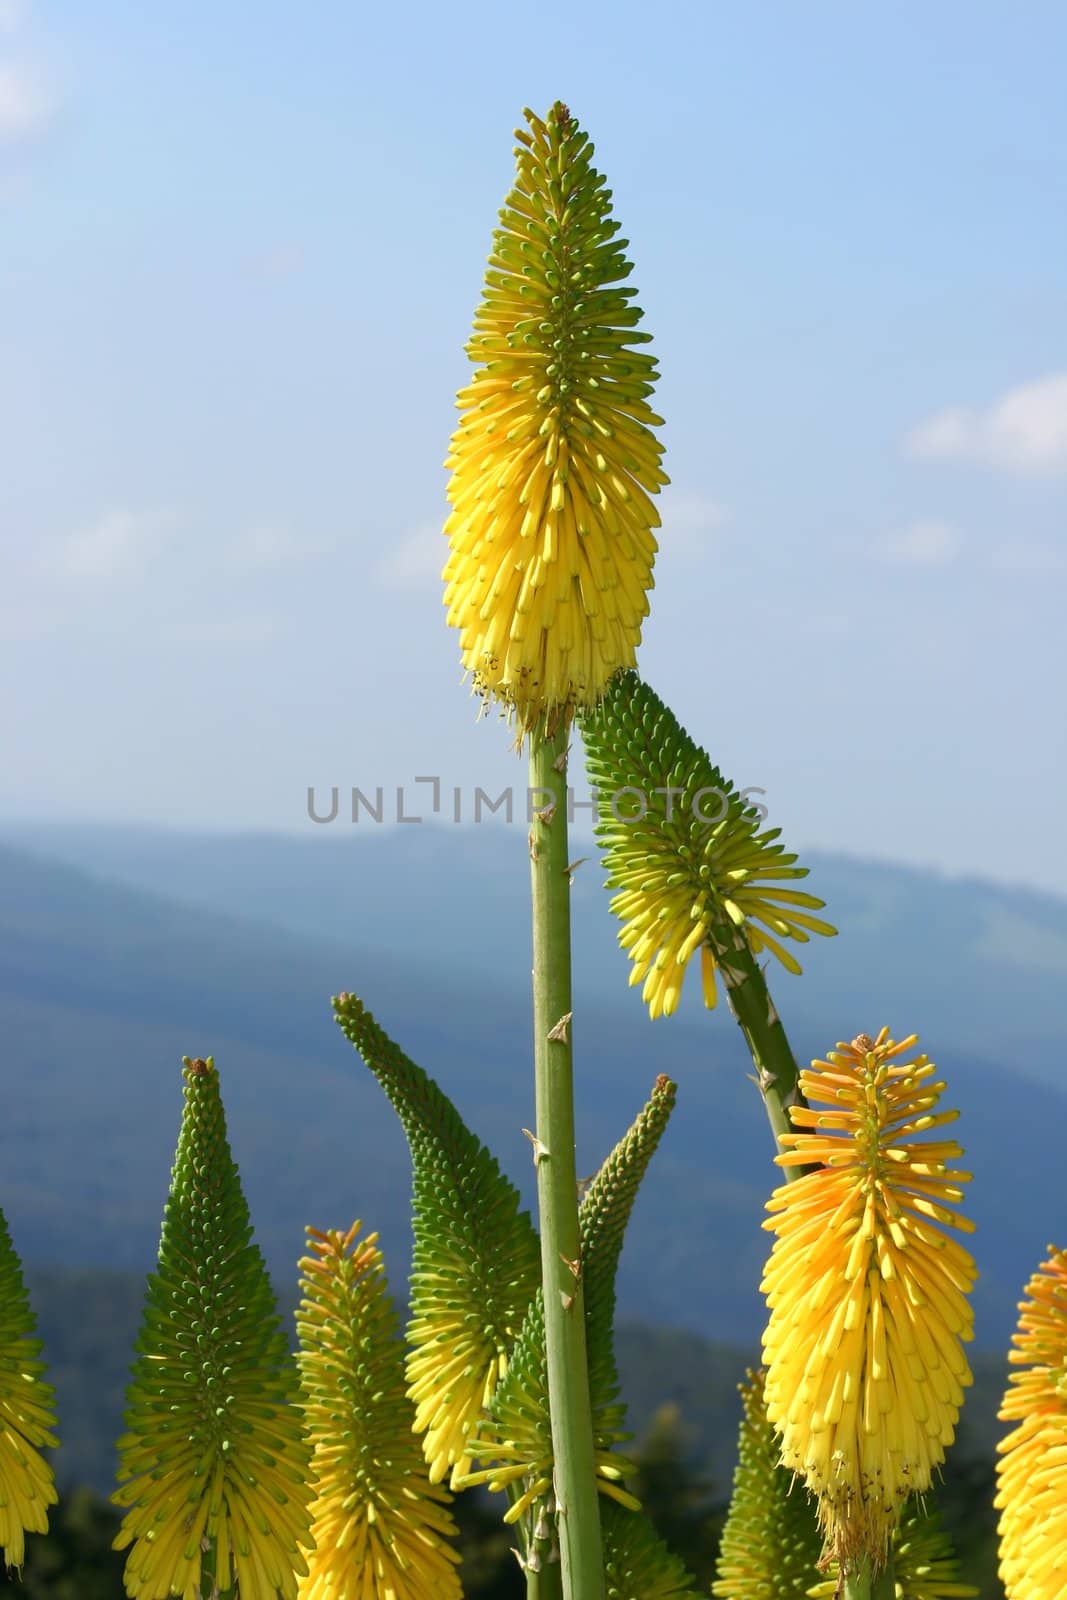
[628,1404,723,1590]
[332,991,541,1486]
[0,1488,125,1600]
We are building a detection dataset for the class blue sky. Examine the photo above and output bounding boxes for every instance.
[2,2,1065,890]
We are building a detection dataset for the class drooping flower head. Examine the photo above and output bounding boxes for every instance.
[582,673,835,1018]
[113,1056,312,1600]
[760,1031,977,1573]
[296,1223,462,1600]
[0,1205,58,1571]
[996,1245,1067,1600]
[443,102,667,733]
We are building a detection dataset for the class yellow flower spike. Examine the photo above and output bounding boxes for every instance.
[0,1206,58,1572]
[443,102,667,733]
[296,1222,463,1600]
[996,1244,1067,1600]
[760,1030,977,1575]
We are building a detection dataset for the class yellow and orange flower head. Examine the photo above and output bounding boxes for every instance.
[0,1206,58,1571]
[443,101,667,734]
[995,1245,1067,1600]
[760,1031,977,1573]
[296,1223,463,1600]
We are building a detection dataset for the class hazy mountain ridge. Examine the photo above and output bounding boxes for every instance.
[6,820,1065,1083]
[1,829,1065,1350]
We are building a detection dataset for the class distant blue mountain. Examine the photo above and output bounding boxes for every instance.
[1,826,1064,1349]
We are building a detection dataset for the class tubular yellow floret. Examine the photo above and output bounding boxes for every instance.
[443,102,666,732]
[760,1030,977,1574]
[996,1244,1067,1600]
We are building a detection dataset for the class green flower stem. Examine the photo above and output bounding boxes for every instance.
[504,1481,562,1600]
[528,720,604,1600]
[714,922,807,1177]
[527,1558,565,1600]
[843,1553,895,1600]
[843,1562,872,1600]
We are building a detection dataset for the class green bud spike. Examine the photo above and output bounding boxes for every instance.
[112,1056,312,1600]
[462,1078,676,1546]
[580,1073,677,1424]
[712,1369,822,1600]
[600,1498,701,1599]
[332,992,541,1489]
[0,1204,58,1571]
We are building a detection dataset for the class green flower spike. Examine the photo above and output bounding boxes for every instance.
[296,1221,463,1600]
[332,993,540,1490]
[461,1076,676,1545]
[113,1056,312,1600]
[712,1368,823,1600]
[600,1498,700,1600]
[581,671,835,1021]
[0,1204,58,1571]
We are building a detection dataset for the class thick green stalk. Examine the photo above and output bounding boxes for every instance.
[714,920,806,1178]
[528,720,604,1600]
[843,1553,895,1600]
[873,1553,896,1599]
[526,1557,565,1600]
[843,1562,872,1600]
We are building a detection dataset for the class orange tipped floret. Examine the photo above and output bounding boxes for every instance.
[443,102,667,733]
[760,1030,977,1573]
[996,1245,1067,1600]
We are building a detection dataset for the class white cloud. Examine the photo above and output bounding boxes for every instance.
[0,63,53,143]
[224,525,330,571]
[46,509,174,579]
[907,374,1067,474]
[376,520,445,588]
[879,519,962,566]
